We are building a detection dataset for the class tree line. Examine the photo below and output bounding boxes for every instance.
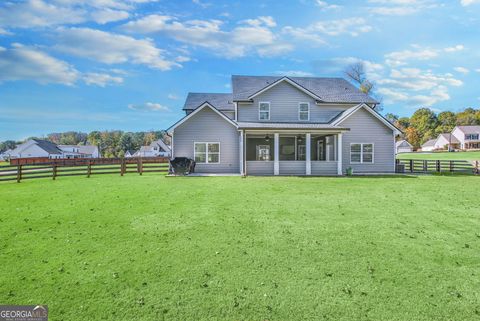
[386,108,480,148]
[0,130,168,158]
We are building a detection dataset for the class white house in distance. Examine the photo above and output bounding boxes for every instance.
[9,139,100,159]
[58,145,100,158]
[395,140,413,154]
[421,134,460,152]
[452,126,480,150]
[133,139,171,157]
[421,126,479,152]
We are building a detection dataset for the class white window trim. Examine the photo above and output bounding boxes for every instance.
[194,142,221,164]
[350,143,374,164]
[258,101,270,121]
[298,102,310,121]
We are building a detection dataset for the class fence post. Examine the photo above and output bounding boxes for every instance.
[475,160,479,175]
[52,164,57,180]
[120,158,125,176]
[423,160,427,173]
[87,160,91,178]
[16,165,22,183]
[450,160,454,172]
[436,160,440,173]
[409,159,413,173]
[138,158,143,175]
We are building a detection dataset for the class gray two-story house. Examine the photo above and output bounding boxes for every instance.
[167,75,400,175]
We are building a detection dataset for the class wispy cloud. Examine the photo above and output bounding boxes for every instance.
[128,102,170,111]
[275,70,314,77]
[54,27,181,70]
[122,15,292,58]
[460,0,480,6]
[454,66,469,74]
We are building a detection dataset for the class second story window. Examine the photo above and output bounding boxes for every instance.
[299,102,309,121]
[259,102,270,120]
[466,134,479,140]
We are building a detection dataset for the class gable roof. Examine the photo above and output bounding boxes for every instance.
[422,139,437,147]
[437,133,460,144]
[167,102,237,133]
[32,139,63,155]
[232,75,378,104]
[150,138,171,152]
[396,140,412,148]
[183,93,234,111]
[455,125,480,134]
[330,103,401,135]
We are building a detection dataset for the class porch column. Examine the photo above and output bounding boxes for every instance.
[274,133,279,175]
[306,133,311,175]
[337,133,343,175]
[239,130,244,175]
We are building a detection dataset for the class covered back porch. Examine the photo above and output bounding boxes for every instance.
[239,126,348,176]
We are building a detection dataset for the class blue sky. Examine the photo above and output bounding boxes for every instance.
[1,0,480,140]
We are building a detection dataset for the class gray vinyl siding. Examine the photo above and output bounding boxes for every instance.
[186,109,235,120]
[173,107,239,173]
[339,108,395,173]
[237,81,355,123]
[311,161,337,175]
[279,161,305,175]
[246,161,274,175]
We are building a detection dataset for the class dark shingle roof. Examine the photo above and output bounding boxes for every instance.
[183,93,234,111]
[231,75,378,104]
[422,139,436,147]
[33,139,63,155]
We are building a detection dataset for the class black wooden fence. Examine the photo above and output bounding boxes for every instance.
[396,159,479,175]
[0,157,169,183]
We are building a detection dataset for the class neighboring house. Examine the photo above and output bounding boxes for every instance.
[0,149,12,161]
[420,134,459,152]
[421,139,436,152]
[167,75,401,175]
[395,140,413,154]
[451,126,480,150]
[58,145,100,158]
[9,139,99,159]
[9,139,64,159]
[435,133,460,151]
[125,150,136,158]
[135,139,171,157]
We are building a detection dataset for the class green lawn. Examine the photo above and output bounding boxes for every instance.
[397,151,480,160]
[1,174,480,320]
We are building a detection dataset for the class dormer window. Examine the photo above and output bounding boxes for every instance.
[299,102,309,121]
[259,102,270,120]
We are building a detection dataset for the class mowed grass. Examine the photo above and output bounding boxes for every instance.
[1,174,480,321]
[397,151,480,160]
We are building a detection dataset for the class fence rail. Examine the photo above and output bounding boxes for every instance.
[396,159,479,175]
[0,157,169,183]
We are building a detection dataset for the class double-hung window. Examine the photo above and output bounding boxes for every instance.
[259,102,270,120]
[466,134,479,140]
[298,102,309,121]
[194,142,220,164]
[350,143,374,163]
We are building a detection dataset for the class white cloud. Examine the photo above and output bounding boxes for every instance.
[454,66,469,74]
[0,0,154,29]
[55,27,181,70]
[0,28,13,35]
[0,0,86,28]
[167,94,179,100]
[444,44,464,52]
[192,0,211,8]
[90,9,129,24]
[475,68,480,73]
[123,15,291,58]
[368,0,438,15]
[0,43,79,85]
[460,0,480,6]
[128,102,170,111]
[83,72,123,86]
[385,47,438,67]
[275,70,314,77]
[315,1,342,10]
